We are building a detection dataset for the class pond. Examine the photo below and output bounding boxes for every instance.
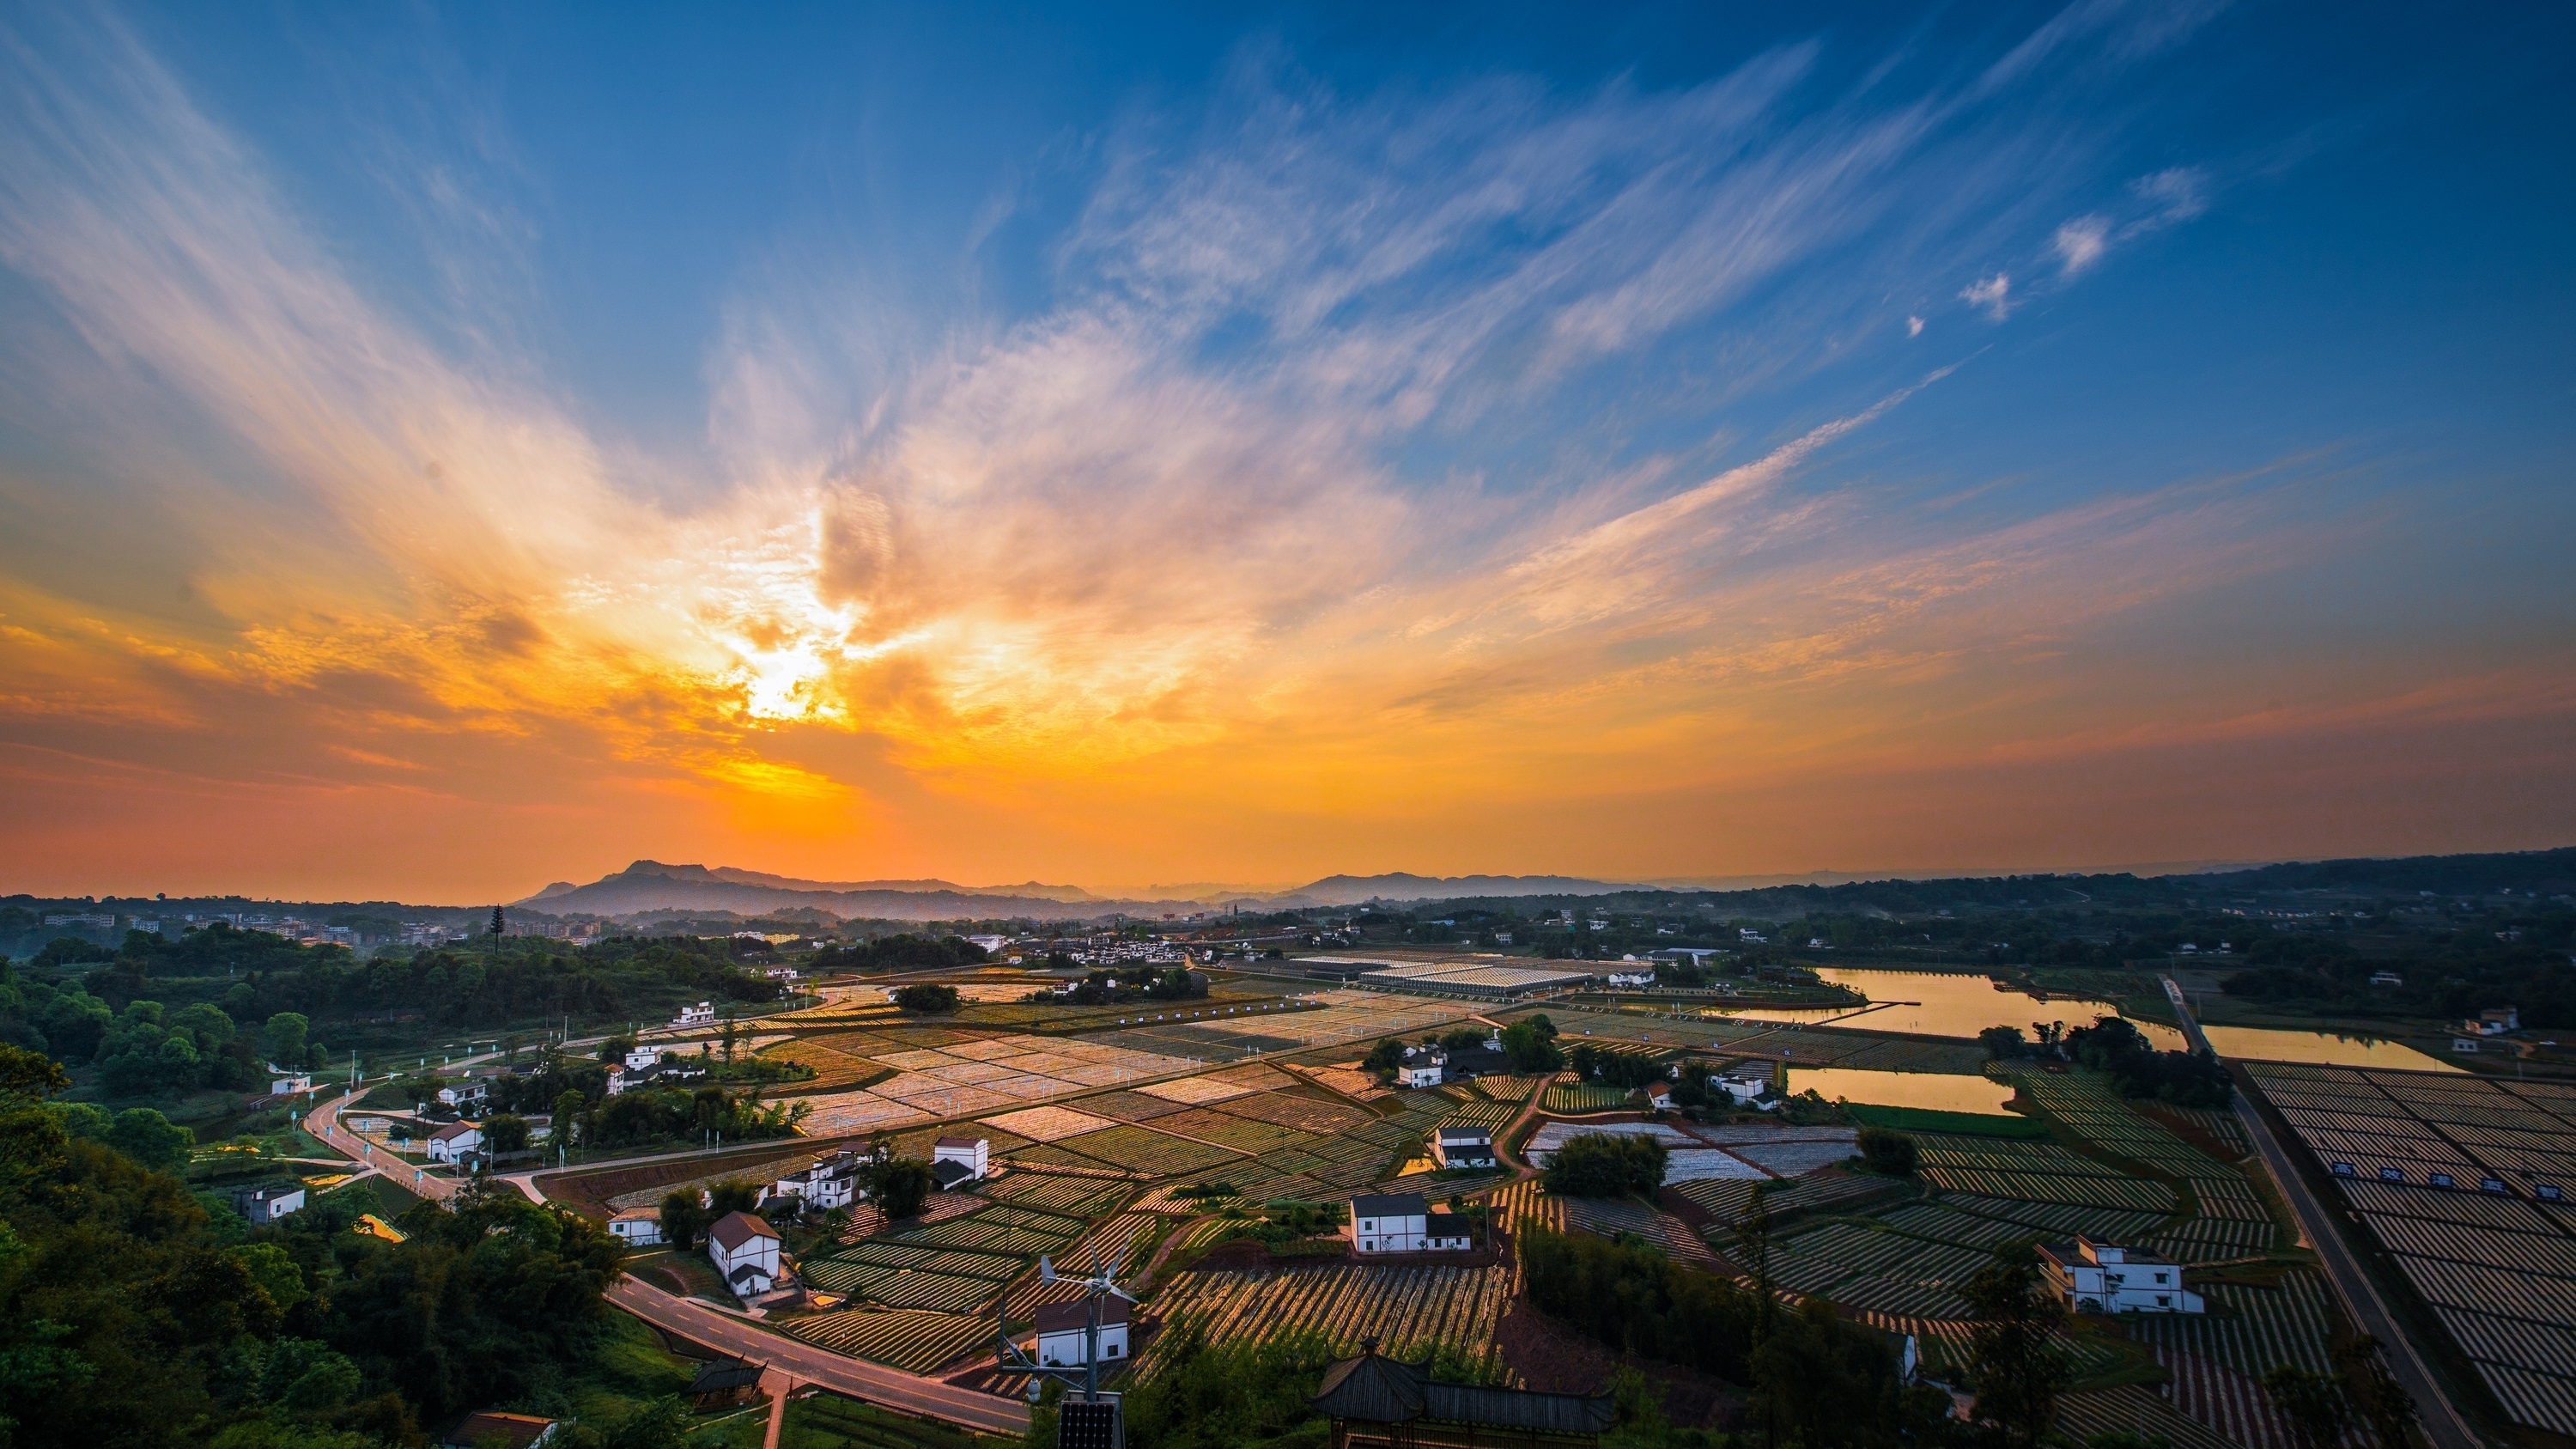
[1786,1066,2019,1116]
[1711,967,2188,1050]
[2199,1025,2464,1072]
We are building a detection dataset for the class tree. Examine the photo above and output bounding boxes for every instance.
[1857,1126,1918,1176]
[1979,1026,2029,1060]
[1960,1245,2073,1449]
[1499,1020,1563,1072]
[1439,1027,1487,1053]
[553,1089,590,1148]
[868,1156,937,1221]
[484,1114,532,1154]
[659,1190,708,1249]
[2263,1366,2354,1449]
[597,1034,638,1065]
[2331,1336,2419,1448]
[1543,1132,1667,1196]
[1362,1037,1406,1074]
[892,983,960,1014]
[706,1178,763,1215]
[259,1011,309,1067]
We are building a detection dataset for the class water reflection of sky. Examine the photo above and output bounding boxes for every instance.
[1712,968,2189,1050]
[2198,1026,2462,1072]
[1788,1066,2017,1116]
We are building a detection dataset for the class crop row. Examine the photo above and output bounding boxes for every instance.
[1939,1193,2168,1241]
[781,1308,994,1373]
[825,1240,1024,1279]
[1144,1263,1516,1370]
[2130,1271,2335,1379]
[1210,1090,1374,1135]
[1054,1124,1242,1177]
[1922,1166,2175,1212]
[1154,1107,1320,1156]
[806,1263,1001,1312]
[1541,1082,1634,1114]
[980,1172,1133,1216]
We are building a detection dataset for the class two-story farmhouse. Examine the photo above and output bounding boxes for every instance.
[932,1136,990,1190]
[707,1210,781,1297]
[2038,1239,2203,1314]
[1349,1192,1472,1254]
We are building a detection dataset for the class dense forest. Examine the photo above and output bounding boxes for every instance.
[0,1042,688,1449]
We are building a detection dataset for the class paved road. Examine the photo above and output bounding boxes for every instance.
[609,1279,1029,1436]
[314,1081,1031,1432]
[2162,978,2488,1449]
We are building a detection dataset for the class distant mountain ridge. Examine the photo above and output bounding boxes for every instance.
[514,861,1649,921]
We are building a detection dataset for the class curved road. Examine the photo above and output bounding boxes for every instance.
[2161,977,2487,1449]
[304,1089,1031,1435]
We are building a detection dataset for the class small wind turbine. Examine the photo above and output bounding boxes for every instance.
[997,1236,1138,1434]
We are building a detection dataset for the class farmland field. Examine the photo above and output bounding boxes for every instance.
[779,1308,993,1373]
[2246,1062,2576,1437]
[1541,1081,1634,1113]
[1145,1263,1518,1373]
[1052,1124,1241,1176]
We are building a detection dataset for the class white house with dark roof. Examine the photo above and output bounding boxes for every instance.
[1349,1192,1472,1254]
[1396,1061,1444,1088]
[608,1207,663,1245]
[1031,1298,1128,1367]
[2037,1239,2202,1314]
[706,1210,781,1296]
[234,1185,305,1224]
[775,1150,865,1210]
[1431,1127,1494,1169]
[933,1136,989,1189]
[424,1122,482,1162]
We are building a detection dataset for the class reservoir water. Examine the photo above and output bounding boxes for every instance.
[1787,1066,2019,1116]
[1711,967,2189,1050]
[2198,1025,2462,1072]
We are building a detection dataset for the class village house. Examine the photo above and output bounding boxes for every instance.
[2037,1239,2203,1314]
[775,1149,866,1210]
[674,1002,718,1028]
[1395,1058,1444,1088]
[932,1136,990,1189]
[1349,1192,1473,1254]
[267,1067,313,1095]
[1031,1298,1129,1367]
[436,1079,489,1111]
[233,1185,305,1224]
[1603,966,1656,989]
[425,1122,482,1163]
[1431,1127,1495,1169]
[1711,1062,1777,1108]
[707,1210,781,1297]
[608,1207,663,1246]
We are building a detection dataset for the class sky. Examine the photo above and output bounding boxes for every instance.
[0,2,2570,903]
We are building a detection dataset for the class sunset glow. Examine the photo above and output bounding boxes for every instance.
[1,4,2568,899]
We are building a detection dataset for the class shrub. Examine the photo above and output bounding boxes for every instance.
[1543,1132,1666,1196]
[892,983,961,1014]
[1857,1127,1918,1176]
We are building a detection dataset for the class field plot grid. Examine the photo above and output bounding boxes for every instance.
[2248,1062,2576,1437]
[778,1308,992,1373]
[1145,1263,1518,1375]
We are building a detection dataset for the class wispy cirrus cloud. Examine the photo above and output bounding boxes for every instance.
[3,0,2482,898]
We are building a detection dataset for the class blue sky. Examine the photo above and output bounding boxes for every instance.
[0,1,2568,897]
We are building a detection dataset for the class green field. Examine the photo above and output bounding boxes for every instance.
[1843,1103,2049,1138]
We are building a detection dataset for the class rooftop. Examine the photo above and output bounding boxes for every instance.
[1033,1298,1131,1333]
[1351,1191,1431,1218]
[707,1210,780,1251]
